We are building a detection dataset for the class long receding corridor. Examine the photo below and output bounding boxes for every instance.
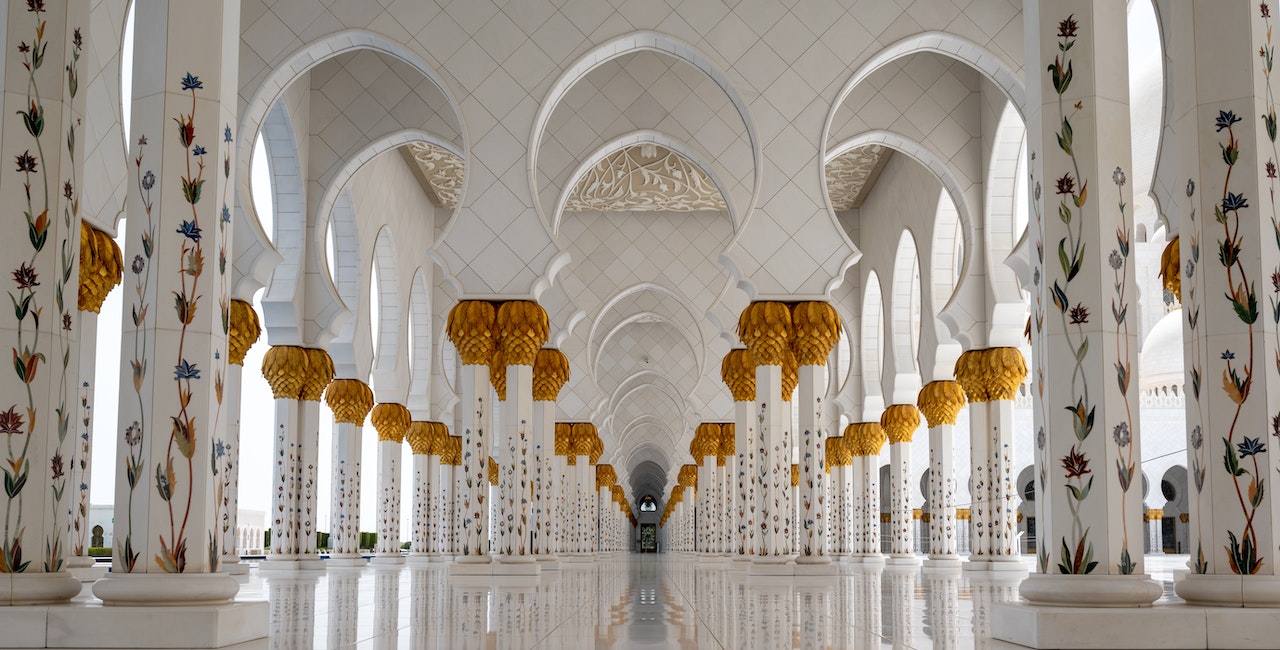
[6,0,1280,648]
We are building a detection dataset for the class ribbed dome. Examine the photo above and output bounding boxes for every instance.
[1140,309,1183,392]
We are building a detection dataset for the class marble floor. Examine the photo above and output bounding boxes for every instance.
[58,554,1192,649]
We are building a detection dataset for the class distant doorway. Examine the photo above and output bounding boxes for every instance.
[639,524,657,553]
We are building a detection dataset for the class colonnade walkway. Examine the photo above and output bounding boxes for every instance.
[50,554,1190,649]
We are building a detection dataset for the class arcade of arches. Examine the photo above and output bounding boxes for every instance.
[0,0,1278,648]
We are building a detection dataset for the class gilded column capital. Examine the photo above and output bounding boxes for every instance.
[77,222,124,313]
[554,422,571,456]
[736,301,792,366]
[227,299,262,367]
[446,301,497,365]
[299,348,334,402]
[429,422,450,455]
[589,435,603,465]
[488,457,499,486]
[324,378,375,425]
[442,435,463,466]
[981,347,1027,401]
[846,422,886,457]
[261,345,309,400]
[596,464,616,488]
[825,436,850,467]
[571,422,596,457]
[718,422,734,465]
[678,464,698,489]
[1159,236,1180,302]
[790,464,800,487]
[917,380,966,427]
[880,404,921,444]
[791,301,841,365]
[532,348,570,401]
[720,348,756,402]
[692,423,720,462]
[490,348,507,401]
[370,403,411,443]
[496,300,549,365]
[406,422,433,455]
[953,349,987,402]
[780,348,798,402]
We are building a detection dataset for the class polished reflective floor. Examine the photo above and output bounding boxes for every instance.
[85,554,1191,649]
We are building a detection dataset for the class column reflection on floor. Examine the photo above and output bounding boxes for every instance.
[246,553,1189,647]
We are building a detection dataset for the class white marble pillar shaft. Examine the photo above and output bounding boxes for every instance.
[269,398,302,560]
[888,442,912,558]
[409,453,430,557]
[797,366,827,562]
[328,421,362,559]
[734,401,754,556]
[69,313,99,567]
[496,364,533,563]
[533,401,554,556]
[217,361,244,571]
[457,364,490,561]
[755,366,787,559]
[927,423,958,559]
[374,439,402,560]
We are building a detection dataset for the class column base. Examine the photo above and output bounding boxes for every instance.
[0,572,82,605]
[1019,573,1162,607]
[66,556,96,569]
[325,554,368,567]
[922,556,964,571]
[93,572,240,606]
[793,561,836,576]
[220,558,249,576]
[491,559,541,576]
[992,601,1280,649]
[449,558,493,575]
[68,565,109,582]
[886,554,922,566]
[748,560,795,576]
[536,556,561,571]
[562,554,594,563]
[258,557,327,572]
[369,555,404,566]
[794,554,832,566]
[0,600,267,648]
[406,554,434,566]
[849,554,886,566]
[1175,573,1280,607]
[965,557,1029,572]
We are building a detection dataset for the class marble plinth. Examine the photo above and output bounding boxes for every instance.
[0,573,82,605]
[491,559,541,576]
[368,555,404,566]
[1019,574,1162,607]
[258,558,327,572]
[886,555,923,566]
[68,565,109,583]
[449,558,493,575]
[922,556,963,571]
[747,560,794,576]
[1176,573,1280,607]
[994,602,1280,649]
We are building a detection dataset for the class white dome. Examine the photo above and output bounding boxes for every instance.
[1140,309,1184,391]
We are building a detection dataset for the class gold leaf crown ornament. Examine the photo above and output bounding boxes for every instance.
[721,348,756,402]
[595,464,616,489]
[496,300,549,365]
[428,422,450,455]
[589,434,604,465]
[78,222,124,313]
[446,301,497,365]
[1159,236,1181,302]
[227,299,262,367]
[790,301,841,366]
[571,422,596,456]
[532,348,570,401]
[299,348,335,402]
[261,345,309,399]
[790,463,800,487]
[691,423,720,462]
[737,302,792,366]
[780,348,798,402]
[677,464,698,489]
[980,348,1028,401]
[490,347,507,401]
[370,403,411,443]
[488,457,499,486]
[554,422,571,455]
[443,435,463,466]
[324,379,375,425]
[880,404,921,444]
[718,422,735,462]
[406,421,434,455]
[916,380,966,428]
[846,422,886,457]
[825,436,849,467]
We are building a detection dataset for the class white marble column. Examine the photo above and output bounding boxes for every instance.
[215,299,260,575]
[0,0,87,605]
[955,349,1023,571]
[827,434,851,557]
[324,378,374,566]
[792,302,840,567]
[553,423,570,556]
[295,351,331,565]
[917,381,965,568]
[406,421,433,564]
[370,403,409,565]
[849,423,886,563]
[738,302,793,569]
[880,405,920,565]
[1165,0,1280,606]
[692,423,717,555]
[435,433,459,558]
[446,301,495,571]
[95,0,245,608]
[68,224,123,575]
[722,349,756,559]
[532,349,568,563]
[1019,0,1159,606]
